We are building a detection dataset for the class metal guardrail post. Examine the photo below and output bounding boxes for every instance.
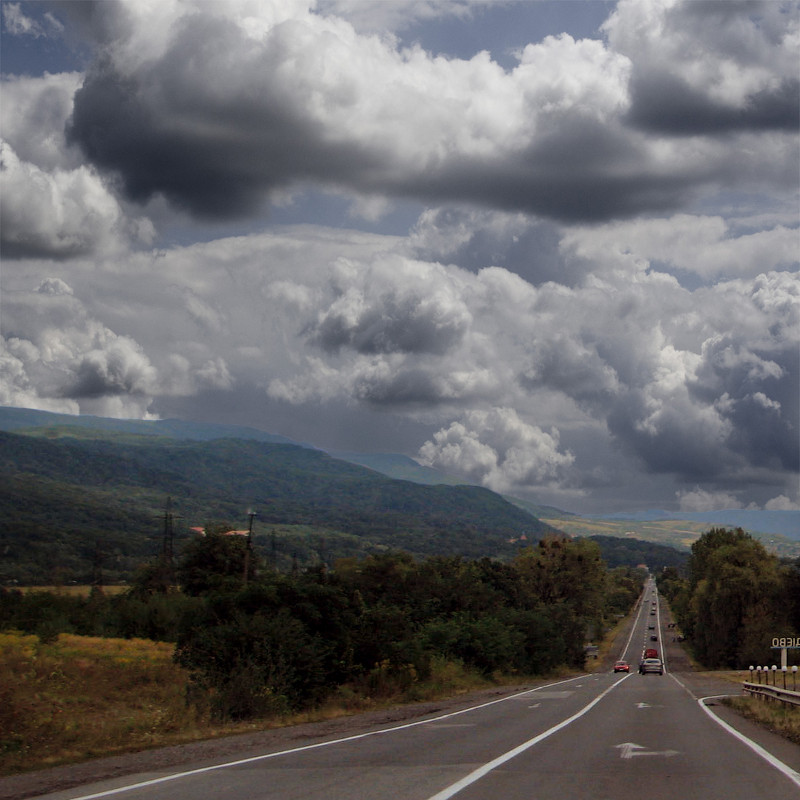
[742,681,800,707]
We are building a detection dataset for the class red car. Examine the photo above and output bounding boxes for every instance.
[613,661,630,673]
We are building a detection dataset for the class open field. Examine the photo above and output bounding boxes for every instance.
[0,631,519,776]
[542,517,800,559]
[13,586,129,596]
[0,632,208,775]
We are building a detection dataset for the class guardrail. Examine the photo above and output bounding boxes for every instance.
[742,682,800,707]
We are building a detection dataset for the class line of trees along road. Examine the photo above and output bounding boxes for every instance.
[657,527,800,669]
[1,535,645,720]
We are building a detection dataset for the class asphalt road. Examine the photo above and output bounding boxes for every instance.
[23,580,800,800]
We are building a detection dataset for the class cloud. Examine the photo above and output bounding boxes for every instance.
[57,0,797,226]
[0,277,233,418]
[305,256,471,355]
[765,494,800,511]
[0,139,132,258]
[677,487,742,512]
[560,214,799,281]
[418,407,575,493]
[2,2,63,38]
[605,0,800,134]
[0,73,155,258]
[317,0,480,34]
[1,219,795,507]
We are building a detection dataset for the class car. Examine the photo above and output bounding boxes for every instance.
[650,611,656,615]
[639,658,664,675]
[613,661,630,673]
[648,624,655,630]
[650,635,658,641]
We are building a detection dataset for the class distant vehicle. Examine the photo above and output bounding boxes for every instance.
[650,611,656,615]
[650,635,658,641]
[648,624,655,630]
[613,661,630,673]
[644,648,658,659]
[639,658,664,675]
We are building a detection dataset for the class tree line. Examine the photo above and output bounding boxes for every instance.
[1,534,645,720]
[657,527,800,669]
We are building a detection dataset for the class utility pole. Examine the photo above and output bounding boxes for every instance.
[243,509,256,586]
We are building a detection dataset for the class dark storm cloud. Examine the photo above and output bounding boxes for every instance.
[605,395,731,479]
[627,72,800,136]
[66,55,679,224]
[308,292,467,355]
[58,0,798,226]
[66,13,382,219]
[607,0,800,137]
[690,339,799,471]
[355,368,446,407]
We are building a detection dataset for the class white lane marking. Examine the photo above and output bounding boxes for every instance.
[424,674,630,800]
[426,724,476,729]
[61,675,590,800]
[619,585,647,660]
[615,742,678,759]
[528,703,541,708]
[698,694,800,789]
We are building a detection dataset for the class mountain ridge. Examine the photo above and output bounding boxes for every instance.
[1,406,795,539]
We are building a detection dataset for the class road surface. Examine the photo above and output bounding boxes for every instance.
[16,579,800,799]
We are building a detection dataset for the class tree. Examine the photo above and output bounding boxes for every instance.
[687,529,788,668]
[176,530,260,595]
[514,536,608,627]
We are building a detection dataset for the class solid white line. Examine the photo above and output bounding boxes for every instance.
[424,674,630,800]
[697,694,800,789]
[619,588,644,660]
[621,580,653,662]
[63,675,589,800]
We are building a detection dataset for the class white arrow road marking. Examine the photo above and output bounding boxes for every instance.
[636,702,651,708]
[615,742,679,759]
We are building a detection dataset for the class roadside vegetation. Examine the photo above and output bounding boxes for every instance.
[657,528,800,669]
[723,696,800,746]
[0,630,516,776]
[1,535,646,774]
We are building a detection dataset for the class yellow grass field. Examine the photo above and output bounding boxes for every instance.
[15,585,129,597]
[0,631,496,776]
[0,631,222,775]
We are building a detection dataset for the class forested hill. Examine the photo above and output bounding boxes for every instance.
[0,428,559,584]
[588,535,688,573]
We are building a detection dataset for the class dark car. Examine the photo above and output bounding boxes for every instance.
[639,658,664,675]
[650,635,658,641]
[613,661,630,673]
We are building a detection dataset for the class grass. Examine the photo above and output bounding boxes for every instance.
[0,632,211,775]
[697,669,800,745]
[15,585,129,596]
[0,632,542,776]
[723,695,800,745]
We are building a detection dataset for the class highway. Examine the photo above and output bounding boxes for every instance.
[25,579,800,800]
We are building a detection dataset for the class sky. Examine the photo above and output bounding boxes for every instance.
[1,0,798,515]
